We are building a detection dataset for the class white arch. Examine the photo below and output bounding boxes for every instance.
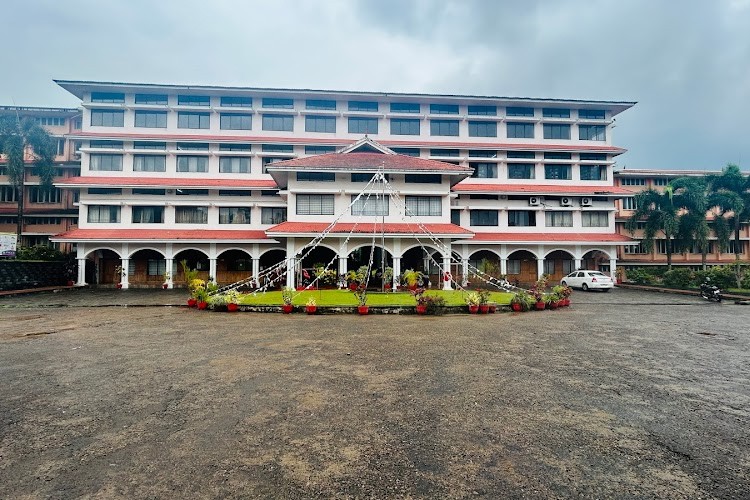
[259,247,286,259]
[346,242,395,258]
[468,248,502,260]
[297,241,340,256]
[84,247,122,259]
[582,248,612,260]
[173,247,210,259]
[543,248,576,259]
[128,247,166,259]
[217,247,254,260]
[399,242,442,258]
[507,248,539,260]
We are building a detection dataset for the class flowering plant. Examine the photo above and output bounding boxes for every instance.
[306,297,316,307]
[224,290,241,305]
[411,287,427,305]
[465,292,480,306]
[281,287,294,305]
[475,288,491,305]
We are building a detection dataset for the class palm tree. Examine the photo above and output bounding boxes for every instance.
[626,186,682,270]
[707,164,750,287]
[671,177,711,270]
[0,115,56,244]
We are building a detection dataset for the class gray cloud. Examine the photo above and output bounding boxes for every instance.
[1,0,748,170]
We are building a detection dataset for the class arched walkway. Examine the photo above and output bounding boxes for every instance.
[174,249,210,284]
[129,249,167,287]
[582,249,611,272]
[544,250,575,282]
[217,249,253,285]
[84,248,121,285]
[506,250,537,286]
[258,249,286,289]
[469,250,502,284]
[348,245,393,288]
[299,246,338,287]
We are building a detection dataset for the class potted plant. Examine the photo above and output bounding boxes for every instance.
[510,290,531,312]
[465,291,480,313]
[346,270,358,291]
[477,289,491,313]
[195,287,209,310]
[162,271,170,289]
[353,284,369,315]
[402,269,422,291]
[531,275,548,310]
[281,287,294,313]
[560,285,572,306]
[187,278,205,307]
[382,266,394,291]
[423,294,446,315]
[305,297,317,315]
[114,265,124,289]
[412,287,428,314]
[615,266,625,285]
[224,290,240,312]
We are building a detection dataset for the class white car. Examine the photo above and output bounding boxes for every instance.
[561,270,614,291]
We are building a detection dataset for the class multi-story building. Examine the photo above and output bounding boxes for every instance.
[49,80,636,288]
[614,168,750,269]
[0,106,81,251]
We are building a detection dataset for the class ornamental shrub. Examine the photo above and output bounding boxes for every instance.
[15,245,65,261]
[625,268,656,285]
[662,268,694,288]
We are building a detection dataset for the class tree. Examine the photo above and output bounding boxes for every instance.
[707,164,750,288]
[626,186,682,270]
[671,177,711,270]
[0,115,56,244]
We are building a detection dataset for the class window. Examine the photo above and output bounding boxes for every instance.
[220,96,252,107]
[219,157,250,173]
[89,154,123,171]
[657,239,671,254]
[582,211,609,227]
[219,207,252,224]
[348,117,378,134]
[405,174,441,184]
[28,187,61,203]
[429,104,458,115]
[390,102,420,113]
[305,145,336,155]
[544,152,571,160]
[726,240,747,254]
[261,190,278,196]
[177,142,209,151]
[88,187,121,195]
[545,211,573,227]
[305,99,336,110]
[133,141,166,150]
[89,140,123,149]
[580,165,607,181]
[262,114,294,131]
[147,259,167,276]
[579,109,605,120]
[348,101,378,112]
[468,105,496,116]
[297,172,335,182]
[135,94,168,105]
[507,151,535,159]
[351,173,381,182]
[26,217,61,225]
[469,194,499,200]
[506,122,534,139]
[133,155,166,172]
[55,139,65,156]
[218,189,252,196]
[430,149,459,157]
[580,153,606,161]
[262,97,294,109]
[545,165,571,180]
[134,110,167,128]
[176,156,208,173]
[623,243,646,254]
[177,112,210,129]
[507,163,535,179]
[470,210,498,226]
[430,120,459,136]
[176,189,209,196]
[36,117,66,126]
[296,194,335,215]
[305,115,336,133]
[220,113,252,130]
[390,118,420,135]
[178,95,210,106]
[175,206,208,224]
[579,125,606,141]
[261,157,288,173]
[470,162,497,178]
[543,108,570,118]
[132,206,164,223]
[451,209,461,225]
[261,144,293,153]
[508,210,536,227]
[91,92,124,103]
[468,150,497,158]
[90,110,124,127]
[391,148,420,157]
[405,196,441,216]
[261,207,287,224]
[620,178,646,186]
[87,205,120,223]
[351,195,388,216]
[132,188,165,195]
[507,260,521,274]
[506,106,534,117]
[0,186,17,202]
[543,124,571,140]
[469,121,497,137]
[219,143,251,152]
[621,197,638,210]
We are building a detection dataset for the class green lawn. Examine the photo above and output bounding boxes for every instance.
[237,289,513,307]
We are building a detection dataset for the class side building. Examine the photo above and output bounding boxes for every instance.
[49,80,636,288]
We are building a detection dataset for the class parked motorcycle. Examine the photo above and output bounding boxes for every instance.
[699,279,722,302]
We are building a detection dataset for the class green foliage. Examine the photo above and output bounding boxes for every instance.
[281,287,294,305]
[662,268,694,288]
[625,268,657,285]
[694,266,737,290]
[423,294,446,315]
[15,245,65,261]
[314,266,337,285]
[401,269,422,287]
[180,259,199,286]
[511,290,533,311]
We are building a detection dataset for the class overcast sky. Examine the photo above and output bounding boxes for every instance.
[2,0,748,171]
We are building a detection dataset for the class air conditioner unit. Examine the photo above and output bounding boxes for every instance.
[581,197,593,207]
[560,197,573,207]
[529,196,541,206]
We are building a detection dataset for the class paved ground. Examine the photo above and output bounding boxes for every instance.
[1,288,748,498]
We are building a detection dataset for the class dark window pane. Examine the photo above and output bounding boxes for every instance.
[305,99,336,110]
[390,102,420,113]
[430,120,459,136]
[390,118,420,135]
[220,96,252,107]
[468,105,496,116]
[177,95,210,106]
[348,101,378,112]
[429,104,459,115]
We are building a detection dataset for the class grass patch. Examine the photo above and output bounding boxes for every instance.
[237,289,513,307]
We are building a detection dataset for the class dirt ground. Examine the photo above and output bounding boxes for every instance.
[1,288,749,499]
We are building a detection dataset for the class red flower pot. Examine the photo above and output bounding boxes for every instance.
[535,301,546,311]
[384,284,392,291]
[511,303,522,312]
[187,298,197,307]
[479,304,489,314]
[162,283,168,289]
[66,280,74,286]
[488,304,497,314]
[116,283,123,289]
[227,303,239,312]
[468,305,479,314]
[349,283,357,291]
[306,305,317,315]
[547,301,558,310]
[357,305,369,315]
[296,286,305,291]
[408,284,418,291]
[282,304,293,314]
[416,304,427,315]
[197,301,208,310]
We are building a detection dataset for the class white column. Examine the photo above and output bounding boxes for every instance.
[500,258,508,276]
[392,256,401,289]
[209,258,217,284]
[338,256,347,287]
[120,258,130,289]
[442,254,452,290]
[537,258,545,279]
[76,258,87,286]
[461,258,469,287]
[609,258,617,279]
[574,257,583,270]
[252,257,260,287]
[166,258,174,288]
[285,257,296,288]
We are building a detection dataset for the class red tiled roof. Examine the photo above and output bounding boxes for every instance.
[469,232,635,243]
[56,176,278,189]
[52,229,271,241]
[269,152,471,172]
[452,183,634,195]
[266,221,473,236]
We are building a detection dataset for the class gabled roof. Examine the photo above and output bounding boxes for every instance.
[55,176,278,189]
[452,183,634,196]
[338,136,396,155]
[266,221,473,237]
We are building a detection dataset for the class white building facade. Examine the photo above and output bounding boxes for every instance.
[51,80,635,288]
